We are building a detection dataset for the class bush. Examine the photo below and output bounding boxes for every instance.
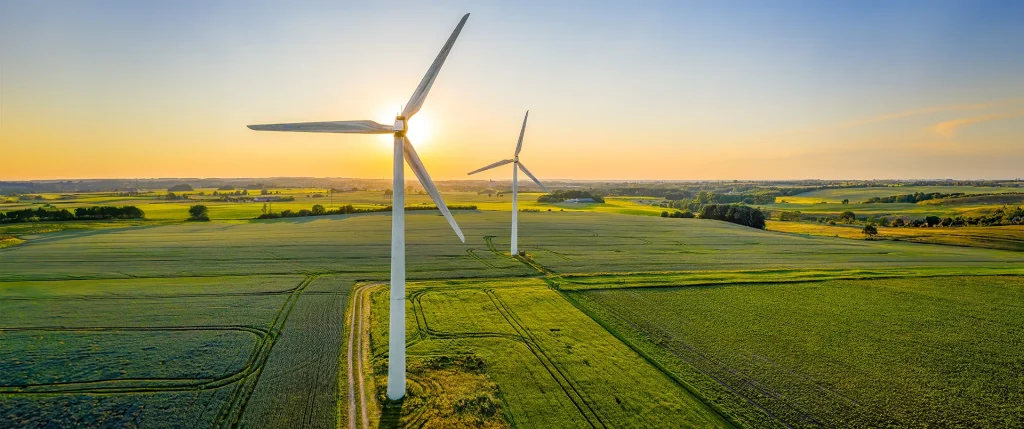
[661,211,669,218]
[311,204,326,215]
[862,224,878,238]
[839,211,856,223]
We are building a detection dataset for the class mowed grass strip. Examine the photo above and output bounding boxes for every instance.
[571,276,1024,428]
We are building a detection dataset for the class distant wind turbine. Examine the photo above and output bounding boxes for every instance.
[248,13,471,401]
[468,111,548,255]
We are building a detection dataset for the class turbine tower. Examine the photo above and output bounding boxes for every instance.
[247,13,470,400]
[468,111,548,255]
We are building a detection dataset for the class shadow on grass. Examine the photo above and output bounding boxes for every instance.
[377,398,404,429]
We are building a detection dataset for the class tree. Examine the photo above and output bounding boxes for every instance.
[839,211,856,223]
[925,215,941,227]
[168,184,194,192]
[188,205,209,221]
[842,199,849,204]
[862,224,878,238]
[311,204,326,215]
[661,211,669,218]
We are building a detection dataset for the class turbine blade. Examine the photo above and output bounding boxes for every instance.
[247,120,393,134]
[514,110,529,157]
[402,13,470,118]
[467,159,513,175]
[517,162,549,193]
[403,137,465,242]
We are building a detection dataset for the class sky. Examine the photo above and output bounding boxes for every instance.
[1,0,1022,181]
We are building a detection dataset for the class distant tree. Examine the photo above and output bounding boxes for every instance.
[168,184,194,192]
[661,211,669,218]
[940,217,954,227]
[925,215,941,227]
[311,204,326,215]
[891,218,905,227]
[839,211,856,223]
[188,205,210,221]
[862,224,878,238]
[842,199,849,204]
[384,189,393,196]
[877,217,890,227]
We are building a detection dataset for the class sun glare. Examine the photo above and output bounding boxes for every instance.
[376,109,433,148]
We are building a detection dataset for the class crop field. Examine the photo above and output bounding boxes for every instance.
[780,186,1022,204]
[3,204,1024,427]
[0,275,349,428]
[569,276,1024,428]
[768,221,1024,251]
[364,278,730,428]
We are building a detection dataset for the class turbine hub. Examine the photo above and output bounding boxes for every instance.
[393,116,407,136]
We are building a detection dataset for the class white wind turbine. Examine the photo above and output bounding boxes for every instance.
[247,13,470,401]
[468,111,549,255]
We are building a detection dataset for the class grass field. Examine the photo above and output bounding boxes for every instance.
[3,202,1024,427]
[569,276,1024,428]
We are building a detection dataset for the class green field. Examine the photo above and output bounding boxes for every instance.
[569,277,1024,427]
[3,199,1024,427]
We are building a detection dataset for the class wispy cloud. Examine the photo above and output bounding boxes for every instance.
[933,112,1024,137]
[766,97,1024,141]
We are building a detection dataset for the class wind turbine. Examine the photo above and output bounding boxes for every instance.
[468,111,548,255]
[247,13,470,401]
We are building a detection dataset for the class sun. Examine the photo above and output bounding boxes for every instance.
[376,109,433,148]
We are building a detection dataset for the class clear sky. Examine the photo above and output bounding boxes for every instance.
[1,0,1022,181]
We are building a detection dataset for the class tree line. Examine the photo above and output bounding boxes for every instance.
[256,204,478,219]
[0,206,145,223]
[696,204,767,229]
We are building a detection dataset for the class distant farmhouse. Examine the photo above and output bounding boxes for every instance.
[253,196,283,202]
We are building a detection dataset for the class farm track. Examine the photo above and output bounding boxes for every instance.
[346,282,377,429]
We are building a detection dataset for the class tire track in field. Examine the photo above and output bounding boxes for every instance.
[211,275,315,429]
[485,290,606,429]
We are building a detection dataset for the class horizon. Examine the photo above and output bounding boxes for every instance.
[2,1,1023,181]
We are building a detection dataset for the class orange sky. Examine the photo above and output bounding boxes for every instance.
[2,2,1023,181]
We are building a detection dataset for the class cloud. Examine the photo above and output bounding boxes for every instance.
[766,97,1024,141]
[933,112,1024,137]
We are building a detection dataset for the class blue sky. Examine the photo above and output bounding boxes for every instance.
[1,0,1022,180]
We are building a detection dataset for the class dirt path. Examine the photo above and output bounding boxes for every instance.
[346,282,379,429]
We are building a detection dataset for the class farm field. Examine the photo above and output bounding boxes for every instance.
[569,276,1024,428]
[362,278,731,428]
[0,274,349,428]
[768,221,1024,251]
[778,186,1022,204]
[2,209,1024,427]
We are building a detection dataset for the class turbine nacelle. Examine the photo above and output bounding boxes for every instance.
[393,116,407,136]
